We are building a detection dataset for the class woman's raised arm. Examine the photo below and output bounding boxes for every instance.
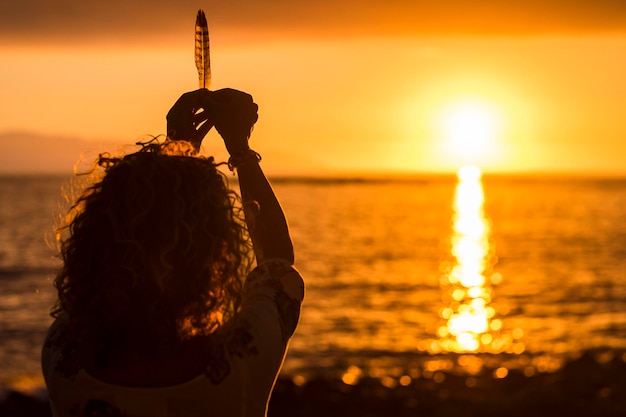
[205,88,294,264]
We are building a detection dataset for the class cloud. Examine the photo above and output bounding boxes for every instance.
[2,0,626,46]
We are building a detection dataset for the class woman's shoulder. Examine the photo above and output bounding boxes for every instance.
[240,259,304,344]
[245,259,304,302]
[42,315,84,380]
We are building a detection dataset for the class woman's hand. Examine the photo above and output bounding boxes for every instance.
[166,89,214,150]
[167,88,258,155]
[204,88,259,155]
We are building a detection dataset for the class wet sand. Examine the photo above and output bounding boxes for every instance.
[2,349,625,417]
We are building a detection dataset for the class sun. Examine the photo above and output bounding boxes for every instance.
[437,99,503,163]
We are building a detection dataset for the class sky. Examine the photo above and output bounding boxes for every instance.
[1,0,626,175]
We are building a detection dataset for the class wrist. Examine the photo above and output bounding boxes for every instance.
[226,144,250,155]
[224,135,250,155]
[228,149,261,172]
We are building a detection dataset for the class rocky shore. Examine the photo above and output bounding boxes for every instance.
[2,349,625,417]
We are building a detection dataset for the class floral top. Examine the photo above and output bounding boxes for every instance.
[41,260,304,417]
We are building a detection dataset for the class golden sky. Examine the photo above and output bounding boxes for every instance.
[1,1,626,175]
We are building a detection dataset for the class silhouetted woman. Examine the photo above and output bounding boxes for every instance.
[42,88,304,417]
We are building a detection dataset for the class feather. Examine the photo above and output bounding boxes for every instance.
[195,9,211,89]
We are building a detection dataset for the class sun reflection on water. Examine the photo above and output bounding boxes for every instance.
[434,166,524,354]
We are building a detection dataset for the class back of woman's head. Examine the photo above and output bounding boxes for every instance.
[53,140,252,365]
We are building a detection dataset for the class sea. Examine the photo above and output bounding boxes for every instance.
[1,172,626,394]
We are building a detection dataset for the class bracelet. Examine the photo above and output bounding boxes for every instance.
[228,149,262,172]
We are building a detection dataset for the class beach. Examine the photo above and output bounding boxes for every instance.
[271,349,626,417]
[2,348,626,417]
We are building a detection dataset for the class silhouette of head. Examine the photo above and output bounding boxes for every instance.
[53,140,252,364]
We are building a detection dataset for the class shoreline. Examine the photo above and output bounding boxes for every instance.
[3,348,626,417]
[270,350,626,417]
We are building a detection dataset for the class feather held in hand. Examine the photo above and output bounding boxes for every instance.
[195,9,211,89]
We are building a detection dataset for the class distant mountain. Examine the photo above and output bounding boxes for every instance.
[0,131,125,174]
[0,131,335,177]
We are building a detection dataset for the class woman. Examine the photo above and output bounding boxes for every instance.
[42,88,304,417]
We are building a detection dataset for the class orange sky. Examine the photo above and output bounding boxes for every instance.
[1,1,626,175]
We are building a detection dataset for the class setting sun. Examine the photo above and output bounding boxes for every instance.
[436,99,504,165]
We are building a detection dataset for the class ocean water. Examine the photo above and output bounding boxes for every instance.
[1,173,626,391]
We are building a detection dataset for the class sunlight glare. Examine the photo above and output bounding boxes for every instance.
[432,166,523,355]
[437,99,502,163]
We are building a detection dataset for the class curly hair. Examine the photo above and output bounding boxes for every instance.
[52,140,253,367]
